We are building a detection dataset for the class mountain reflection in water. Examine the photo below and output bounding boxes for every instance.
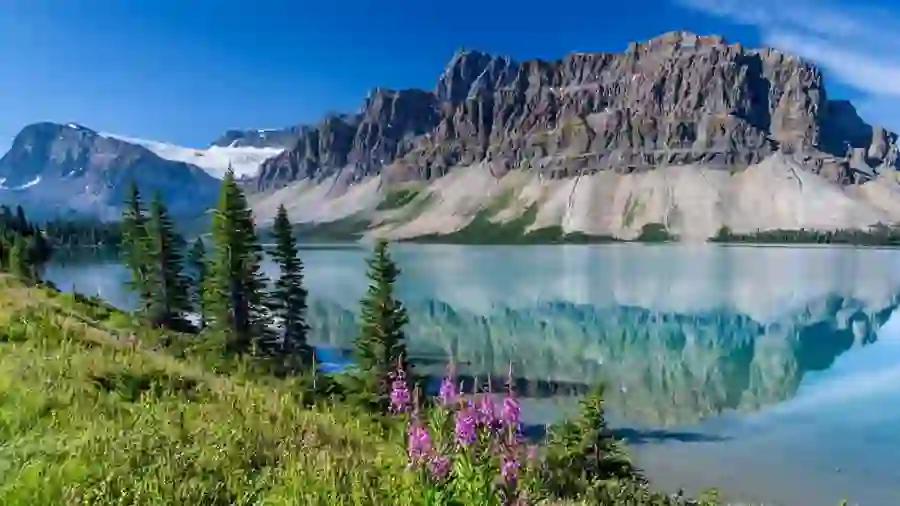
[43,244,900,427]
[307,292,895,426]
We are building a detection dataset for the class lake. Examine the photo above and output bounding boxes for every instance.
[43,243,900,506]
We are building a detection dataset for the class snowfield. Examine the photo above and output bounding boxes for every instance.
[100,133,283,179]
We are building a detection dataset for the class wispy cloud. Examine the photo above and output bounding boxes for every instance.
[677,0,900,131]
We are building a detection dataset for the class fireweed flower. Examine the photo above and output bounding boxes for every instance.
[427,454,451,481]
[406,418,432,462]
[454,404,477,446]
[438,374,458,407]
[476,394,496,426]
[500,454,520,487]
[389,367,411,414]
[500,396,521,427]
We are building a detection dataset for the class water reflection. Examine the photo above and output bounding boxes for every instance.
[42,244,900,427]
[307,292,895,426]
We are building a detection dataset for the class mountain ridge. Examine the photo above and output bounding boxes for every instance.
[248,31,900,241]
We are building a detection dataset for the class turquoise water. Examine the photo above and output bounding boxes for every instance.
[43,244,900,506]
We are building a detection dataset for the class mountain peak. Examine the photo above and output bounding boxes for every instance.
[257,30,897,193]
[0,121,219,221]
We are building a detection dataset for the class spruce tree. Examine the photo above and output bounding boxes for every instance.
[8,235,30,281]
[268,204,312,362]
[205,167,272,353]
[121,182,153,315]
[352,239,410,408]
[13,205,27,234]
[146,192,191,330]
[545,385,642,497]
[187,237,208,329]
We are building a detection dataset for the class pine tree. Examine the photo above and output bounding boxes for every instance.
[13,205,27,234]
[268,204,312,362]
[352,239,410,408]
[121,182,153,316]
[544,385,642,497]
[187,237,208,329]
[8,235,31,281]
[146,192,191,330]
[205,167,272,353]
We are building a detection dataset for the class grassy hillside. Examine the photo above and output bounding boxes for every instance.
[0,276,417,506]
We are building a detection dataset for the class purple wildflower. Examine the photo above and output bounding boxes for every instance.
[476,394,496,426]
[406,418,432,462]
[501,454,520,487]
[427,454,451,481]
[500,396,521,427]
[389,367,410,414]
[454,403,477,446]
[438,374,458,407]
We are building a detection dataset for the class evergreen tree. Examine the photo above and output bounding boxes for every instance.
[8,235,30,281]
[121,182,153,315]
[544,385,642,497]
[352,239,410,409]
[268,204,311,362]
[187,237,208,329]
[13,205,27,234]
[146,192,191,330]
[205,167,272,353]
[0,206,12,229]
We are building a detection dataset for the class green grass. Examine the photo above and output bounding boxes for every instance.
[404,206,621,245]
[0,276,416,506]
[636,223,675,242]
[376,188,421,211]
[289,217,372,242]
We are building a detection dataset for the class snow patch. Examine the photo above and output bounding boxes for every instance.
[99,132,283,179]
[66,123,79,129]
[12,176,41,190]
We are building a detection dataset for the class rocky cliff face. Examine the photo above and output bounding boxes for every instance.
[0,123,220,221]
[254,32,899,194]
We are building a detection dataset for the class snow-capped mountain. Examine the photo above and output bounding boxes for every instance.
[0,122,220,221]
[102,133,284,180]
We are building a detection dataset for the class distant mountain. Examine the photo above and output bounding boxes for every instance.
[248,31,900,241]
[0,122,220,221]
[210,126,303,150]
[105,133,283,180]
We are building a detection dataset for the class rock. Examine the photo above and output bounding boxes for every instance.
[252,31,898,193]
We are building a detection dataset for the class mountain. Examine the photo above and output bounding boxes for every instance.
[248,31,900,241]
[104,133,284,180]
[0,123,220,221]
[210,126,304,149]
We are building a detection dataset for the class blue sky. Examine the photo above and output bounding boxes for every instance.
[1,0,898,151]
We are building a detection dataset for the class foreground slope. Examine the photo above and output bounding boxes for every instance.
[249,32,900,241]
[0,276,412,505]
